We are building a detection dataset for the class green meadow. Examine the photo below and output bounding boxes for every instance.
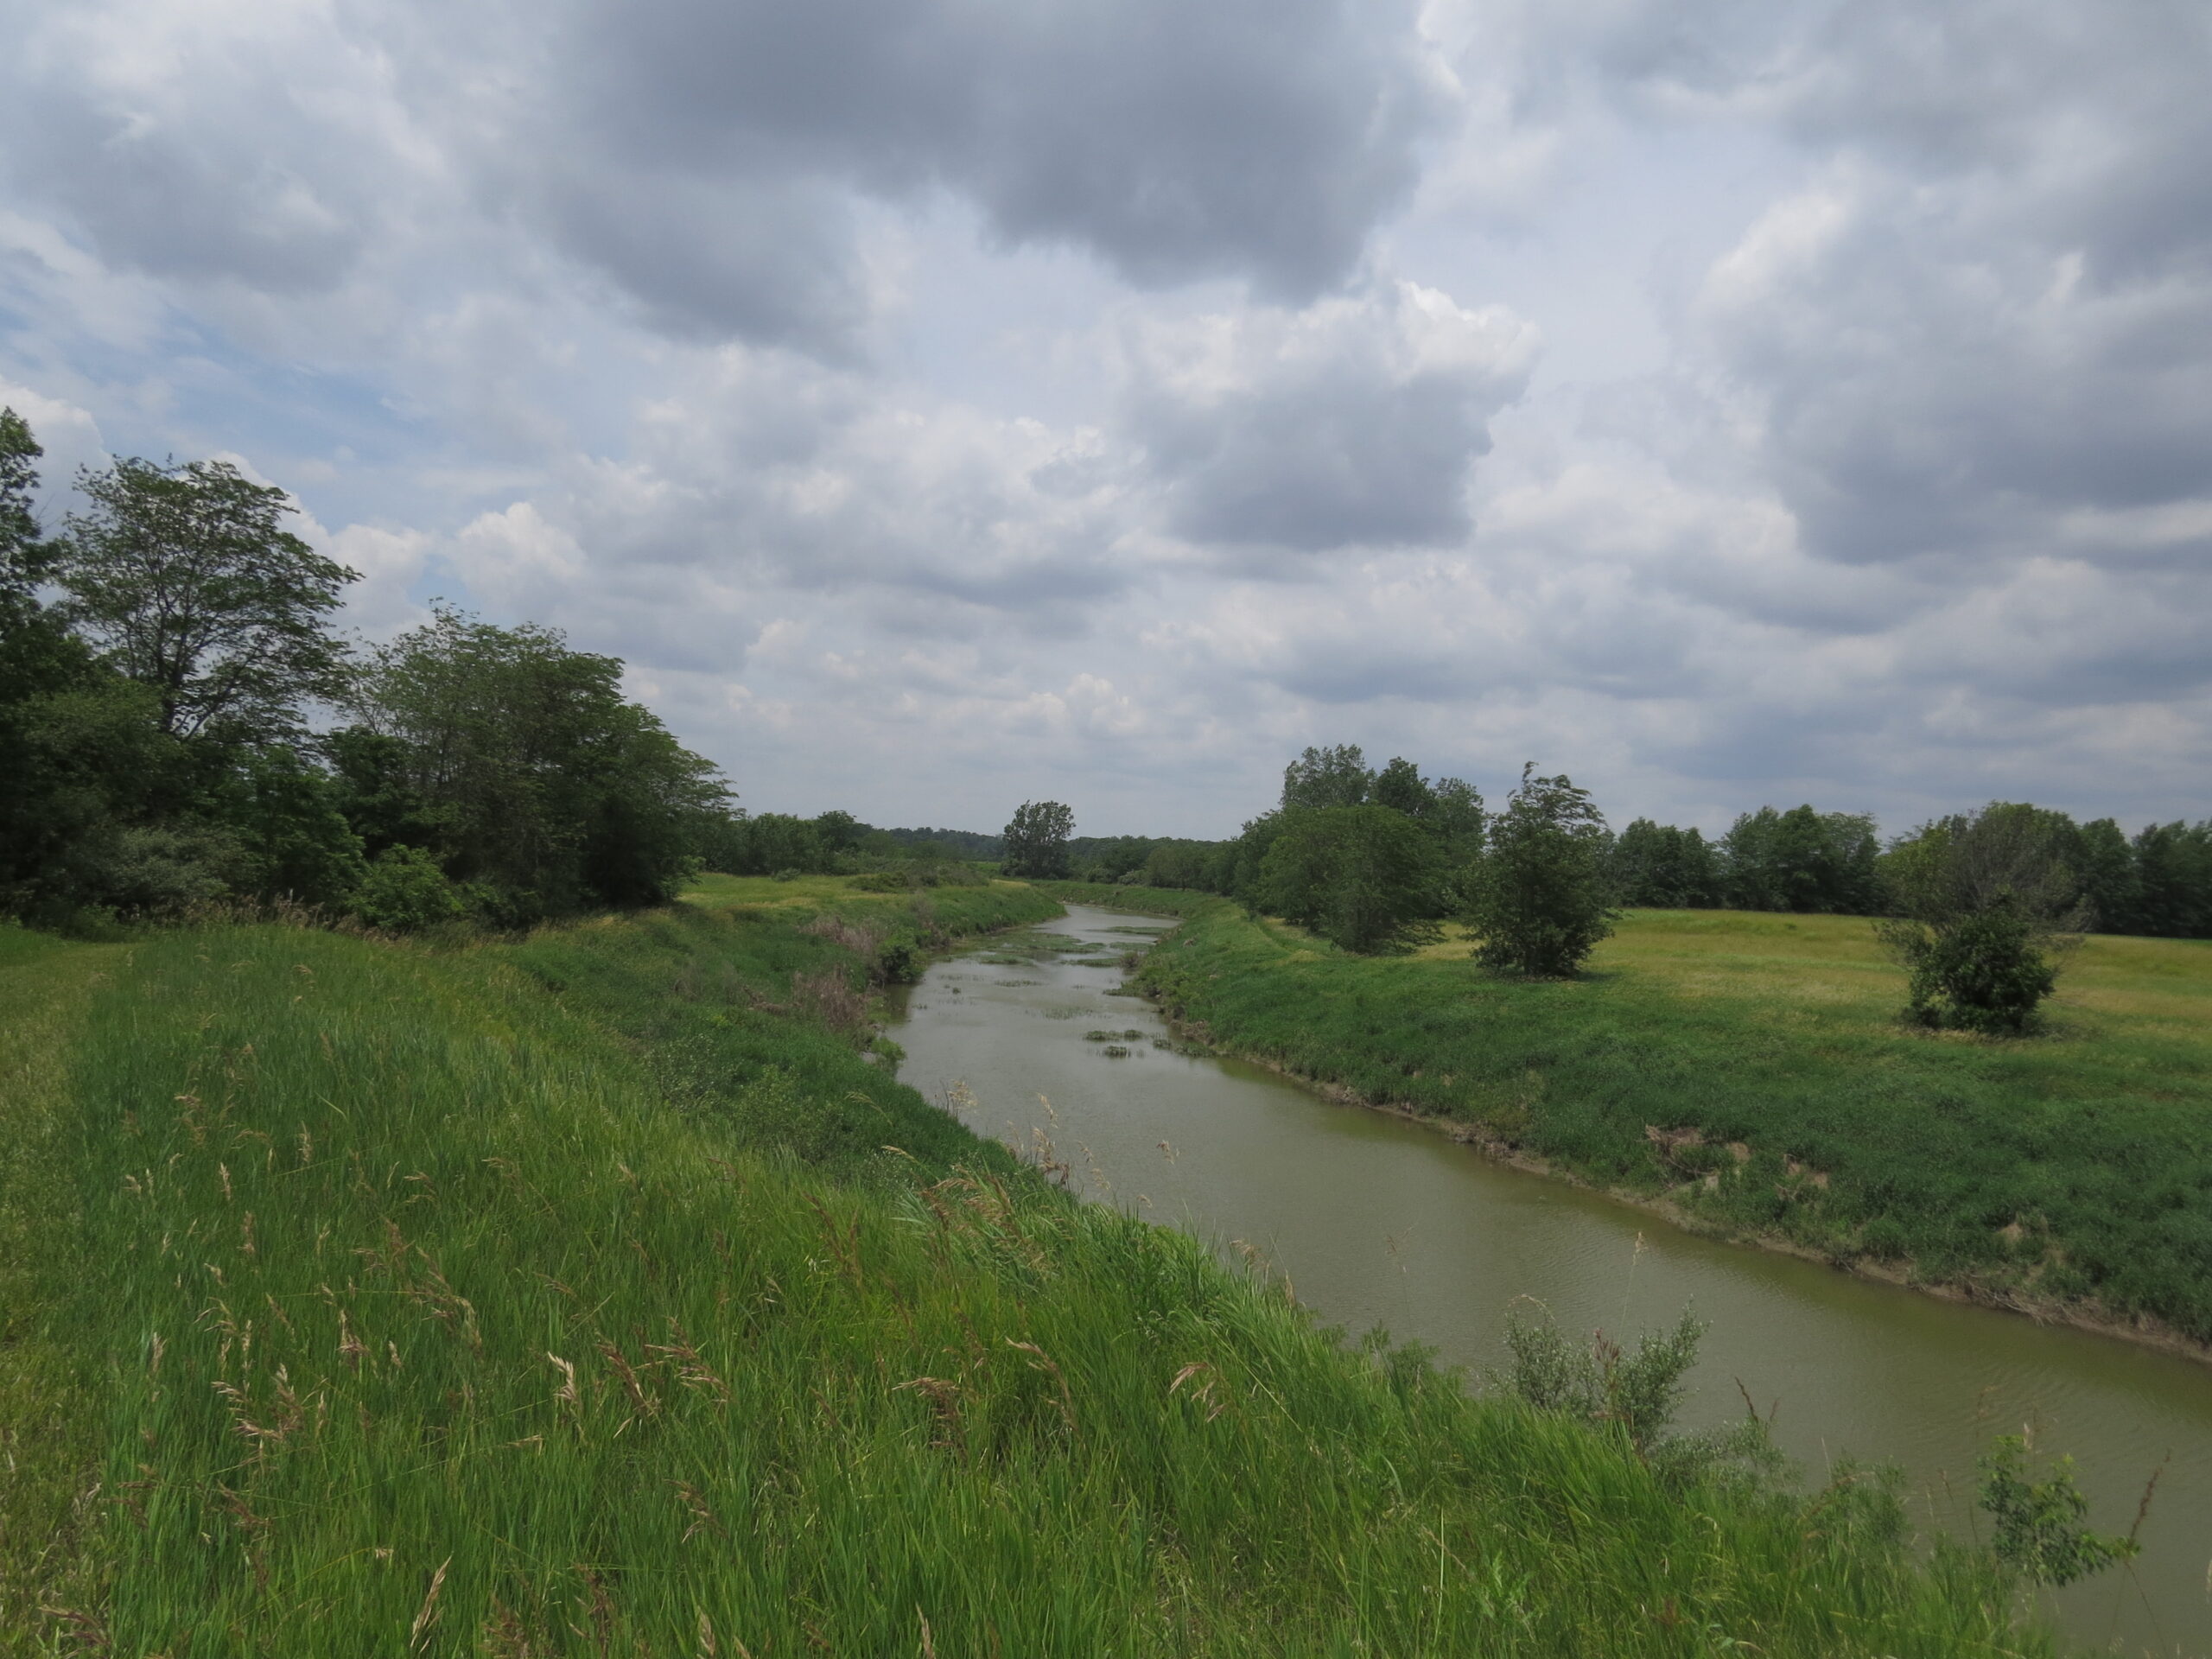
[1080,883,2212,1346]
[0,880,2058,1656]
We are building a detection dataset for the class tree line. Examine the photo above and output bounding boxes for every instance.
[1,407,738,931]
[1033,747,2209,946]
[1606,804,2212,939]
[1017,742,2207,1033]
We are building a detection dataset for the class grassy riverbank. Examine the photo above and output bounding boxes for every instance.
[3,880,2057,1655]
[1065,882,2212,1350]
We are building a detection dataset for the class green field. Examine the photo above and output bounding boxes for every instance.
[0,882,2059,1655]
[1082,884,2212,1347]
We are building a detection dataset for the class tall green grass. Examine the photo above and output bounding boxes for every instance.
[504,876,1063,1178]
[32,895,2052,1654]
[0,927,118,1651]
[1087,884,2212,1344]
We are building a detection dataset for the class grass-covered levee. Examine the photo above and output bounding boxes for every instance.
[3,877,2056,1656]
[1065,881,2212,1351]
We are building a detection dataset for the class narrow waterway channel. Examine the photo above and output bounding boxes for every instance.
[890,905,2212,1655]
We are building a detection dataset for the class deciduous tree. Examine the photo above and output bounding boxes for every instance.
[1465,765,1614,976]
[1611,819,1721,908]
[344,607,728,914]
[1721,804,1880,914]
[54,457,358,745]
[1258,804,1440,953]
[1280,744,1373,810]
[1001,799,1076,878]
[1875,802,2094,1036]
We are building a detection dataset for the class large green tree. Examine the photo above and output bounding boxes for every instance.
[1721,804,1881,914]
[0,407,47,601]
[2132,820,2212,939]
[1001,800,1076,878]
[1465,765,1615,976]
[0,412,200,919]
[1611,819,1722,908]
[344,607,728,914]
[1878,803,2089,932]
[1874,803,2094,1036]
[1258,804,1440,954]
[1370,755,1433,817]
[54,457,358,745]
[1281,744,1373,810]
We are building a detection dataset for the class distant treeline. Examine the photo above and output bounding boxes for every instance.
[1065,747,2212,947]
[687,816,1000,879]
[1607,807,2212,938]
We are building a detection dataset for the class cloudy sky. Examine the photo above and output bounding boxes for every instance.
[4,0,2208,837]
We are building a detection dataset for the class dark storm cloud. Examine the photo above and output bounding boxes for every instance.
[539,167,871,351]
[1122,283,1535,556]
[2,13,383,295]
[559,0,1442,304]
[7,0,1443,353]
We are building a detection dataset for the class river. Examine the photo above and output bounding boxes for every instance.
[889,904,2212,1655]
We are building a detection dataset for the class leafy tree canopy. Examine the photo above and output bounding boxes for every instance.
[1465,764,1615,977]
[1281,744,1373,811]
[54,457,358,746]
[1721,804,1880,915]
[1611,819,1722,909]
[1002,799,1076,879]
[0,407,49,601]
[346,606,728,915]
[1258,804,1440,954]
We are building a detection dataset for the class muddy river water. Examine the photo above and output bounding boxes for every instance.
[889,904,2212,1654]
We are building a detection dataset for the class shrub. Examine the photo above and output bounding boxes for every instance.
[874,939,922,983]
[788,965,870,1041]
[1878,893,2058,1035]
[1976,1435,2139,1586]
[348,844,465,932]
[69,823,245,919]
[1497,1306,1784,1492]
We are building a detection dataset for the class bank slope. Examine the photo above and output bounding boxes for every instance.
[22,886,2048,1656]
[1095,884,2212,1351]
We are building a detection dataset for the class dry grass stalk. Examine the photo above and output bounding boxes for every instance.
[801,1192,864,1287]
[1005,1341,1077,1437]
[671,1481,724,1541]
[482,1599,543,1658]
[646,1321,730,1408]
[1168,1362,1230,1421]
[597,1339,661,1421]
[893,1376,969,1460]
[788,966,871,1040]
[803,914,884,957]
[336,1306,366,1370]
[548,1353,582,1421]
[572,1565,615,1656]
[409,1557,451,1653]
[35,1605,109,1653]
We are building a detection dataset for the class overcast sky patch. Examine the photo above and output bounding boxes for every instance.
[2,0,2207,836]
